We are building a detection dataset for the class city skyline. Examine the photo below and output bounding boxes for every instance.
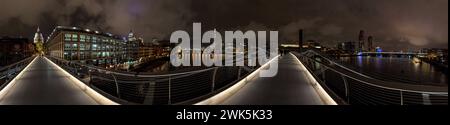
[0,0,447,116]
[0,0,448,51]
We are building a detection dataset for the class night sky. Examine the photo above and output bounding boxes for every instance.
[0,0,447,51]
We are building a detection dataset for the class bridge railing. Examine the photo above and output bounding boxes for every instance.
[317,52,440,85]
[293,51,447,105]
[47,56,256,105]
[0,56,36,90]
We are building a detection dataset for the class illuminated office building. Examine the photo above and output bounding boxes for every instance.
[126,31,140,63]
[46,26,127,66]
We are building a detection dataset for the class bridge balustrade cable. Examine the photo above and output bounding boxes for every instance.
[0,56,36,90]
[292,51,447,105]
[47,56,259,105]
[304,50,442,85]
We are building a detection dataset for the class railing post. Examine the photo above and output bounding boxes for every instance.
[110,73,120,99]
[342,75,350,103]
[422,93,431,105]
[321,68,326,83]
[400,90,403,105]
[143,79,156,105]
[15,62,19,73]
[212,67,219,92]
[74,65,79,77]
[88,69,92,86]
[237,67,242,79]
[168,76,171,105]
[7,66,12,79]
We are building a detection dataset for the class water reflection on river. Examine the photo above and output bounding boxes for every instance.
[139,53,233,73]
[339,56,448,86]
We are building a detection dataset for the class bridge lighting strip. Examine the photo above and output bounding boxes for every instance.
[0,57,38,101]
[290,53,337,105]
[44,57,119,105]
[195,55,280,105]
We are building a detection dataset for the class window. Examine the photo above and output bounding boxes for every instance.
[97,52,102,58]
[72,34,78,41]
[85,44,91,50]
[65,34,71,41]
[72,43,78,50]
[91,52,97,58]
[71,52,78,60]
[80,44,86,50]
[80,35,86,42]
[80,52,85,60]
[86,36,91,42]
[64,43,71,50]
[92,44,98,50]
[64,52,69,60]
[92,37,97,43]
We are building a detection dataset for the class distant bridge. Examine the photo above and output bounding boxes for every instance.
[359,52,427,56]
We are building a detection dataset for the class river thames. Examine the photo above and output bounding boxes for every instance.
[339,56,448,86]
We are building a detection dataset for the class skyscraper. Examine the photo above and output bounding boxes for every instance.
[358,30,365,52]
[368,36,373,52]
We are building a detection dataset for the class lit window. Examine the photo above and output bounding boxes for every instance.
[64,52,70,60]
[64,43,71,50]
[72,44,78,50]
[92,37,97,43]
[80,35,86,42]
[92,44,98,50]
[80,44,85,50]
[72,34,78,41]
[65,34,71,41]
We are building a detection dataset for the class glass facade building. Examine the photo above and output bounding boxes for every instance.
[46,26,127,66]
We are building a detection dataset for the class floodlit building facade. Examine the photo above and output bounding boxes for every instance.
[46,26,127,66]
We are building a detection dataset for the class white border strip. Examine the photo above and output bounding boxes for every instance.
[290,53,337,105]
[195,55,280,105]
[0,56,38,101]
[44,57,119,105]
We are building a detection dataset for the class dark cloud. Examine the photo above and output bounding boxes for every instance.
[0,0,194,39]
[0,0,447,51]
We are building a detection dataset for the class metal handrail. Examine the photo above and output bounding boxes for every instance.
[292,51,447,105]
[46,52,257,78]
[0,56,36,89]
[0,56,36,71]
[46,55,257,105]
[307,50,443,85]
[295,51,448,94]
